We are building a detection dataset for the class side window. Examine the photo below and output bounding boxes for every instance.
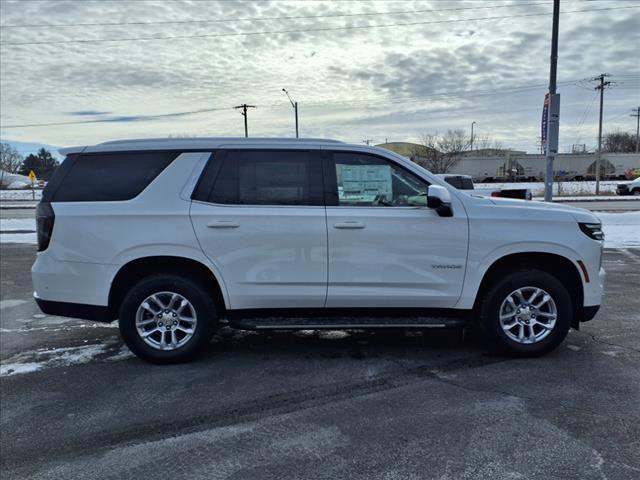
[50,151,177,202]
[332,152,428,207]
[442,176,460,189]
[208,150,323,206]
[461,177,474,190]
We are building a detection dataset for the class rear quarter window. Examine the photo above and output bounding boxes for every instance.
[48,151,178,202]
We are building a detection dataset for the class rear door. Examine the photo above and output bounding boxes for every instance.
[190,148,328,310]
[324,151,468,308]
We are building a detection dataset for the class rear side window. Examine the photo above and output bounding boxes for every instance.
[206,150,323,206]
[50,151,177,202]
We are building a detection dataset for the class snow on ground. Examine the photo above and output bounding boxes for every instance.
[0,218,36,244]
[0,344,109,377]
[0,218,35,231]
[596,212,640,249]
[475,180,628,196]
[0,232,36,244]
[0,189,42,201]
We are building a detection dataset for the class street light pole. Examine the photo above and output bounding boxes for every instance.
[632,107,640,154]
[282,88,299,138]
[543,0,560,203]
[470,121,476,151]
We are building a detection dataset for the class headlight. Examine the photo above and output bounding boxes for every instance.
[579,222,604,241]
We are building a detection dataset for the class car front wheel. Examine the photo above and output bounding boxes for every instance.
[480,270,572,357]
[119,274,218,364]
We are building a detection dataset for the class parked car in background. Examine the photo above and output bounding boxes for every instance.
[437,174,532,200]
[616,177,640,196]
[33,138,603,363]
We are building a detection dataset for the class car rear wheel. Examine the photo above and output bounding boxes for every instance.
[633,188,640,196]
[480,270,572,357]
[119,274,218,364]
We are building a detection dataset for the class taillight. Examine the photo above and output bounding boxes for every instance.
[36,202,55,252]
[491,191,500,197]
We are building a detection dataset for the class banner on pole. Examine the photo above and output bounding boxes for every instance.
[541,93,549,154]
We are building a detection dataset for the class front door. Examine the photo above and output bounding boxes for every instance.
[324,151,468,308]
[190,149,328,310]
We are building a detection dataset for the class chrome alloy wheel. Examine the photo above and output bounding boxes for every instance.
[135,291,197,351]
[499,286,557,345]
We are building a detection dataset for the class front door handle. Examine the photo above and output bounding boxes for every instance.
[333,221,366,229]
[207,220,239,228]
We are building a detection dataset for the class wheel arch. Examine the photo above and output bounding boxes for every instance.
[108,256,227,319]
[473,252,584,328]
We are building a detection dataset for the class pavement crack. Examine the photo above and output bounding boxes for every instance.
[580,332,640,354]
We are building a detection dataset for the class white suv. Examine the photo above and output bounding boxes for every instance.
[32,138,605,363]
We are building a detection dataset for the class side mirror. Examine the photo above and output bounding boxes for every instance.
[427,185,453,217]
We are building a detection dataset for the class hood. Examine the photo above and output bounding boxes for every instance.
[486,196,601,224]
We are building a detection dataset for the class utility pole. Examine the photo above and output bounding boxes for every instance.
[470,121,476,151]
[233,104,256,137]
[543,0,560,202]
[282,89,299,138]
[632,107,640,153]
[593,74,611,194]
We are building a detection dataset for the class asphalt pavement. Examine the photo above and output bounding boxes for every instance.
[1,243,639,480]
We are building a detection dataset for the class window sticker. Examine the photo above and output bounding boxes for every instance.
[337,164,392,202]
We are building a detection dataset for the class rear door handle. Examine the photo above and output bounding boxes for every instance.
[333,221,366,229]
[207,220,239,228]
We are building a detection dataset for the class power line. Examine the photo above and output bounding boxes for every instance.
[573,90,598,146]
[1,5,636,47]
[0,79,587,129]
[0,2,556,29]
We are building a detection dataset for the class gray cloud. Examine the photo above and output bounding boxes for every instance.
[0,0,638,151]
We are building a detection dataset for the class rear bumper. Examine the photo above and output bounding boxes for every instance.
[35,296,113,322]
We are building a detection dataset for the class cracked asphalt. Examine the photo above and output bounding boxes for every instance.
[1,243,639,480]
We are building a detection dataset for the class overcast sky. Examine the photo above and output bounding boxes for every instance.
[1,0,638,154]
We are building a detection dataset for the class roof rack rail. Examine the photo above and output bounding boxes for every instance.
[99,137,344,146]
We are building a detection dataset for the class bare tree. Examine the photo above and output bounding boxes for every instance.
[473,133,503,153]
[603,130,635,153]
[0,142,23,173]
[411,129,470,173]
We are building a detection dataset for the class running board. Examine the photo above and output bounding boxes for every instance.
[229,316,465,331]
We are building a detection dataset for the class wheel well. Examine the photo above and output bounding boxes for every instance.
[108,256,226,319]
[474,252,584,325]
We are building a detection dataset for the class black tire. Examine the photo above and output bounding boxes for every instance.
[119,274,218,364]
[479,269,572,357]
[632,188,640,196]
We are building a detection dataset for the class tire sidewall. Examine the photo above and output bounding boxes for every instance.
[480,270,572,357]
[119,275,217,364]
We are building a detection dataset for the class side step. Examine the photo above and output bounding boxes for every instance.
[229,316,465,331]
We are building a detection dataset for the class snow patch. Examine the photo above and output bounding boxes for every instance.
[0,188,42,200]
[0,344,108,377]
[0,233,37,244]
[475,180,627,196]
[0,299,28,309]
[0,362,43,376]
[0,218,36,232]
[319,330,350,340]
[596,212,640,248]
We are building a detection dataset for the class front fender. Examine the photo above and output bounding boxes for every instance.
[456,241,583,309]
